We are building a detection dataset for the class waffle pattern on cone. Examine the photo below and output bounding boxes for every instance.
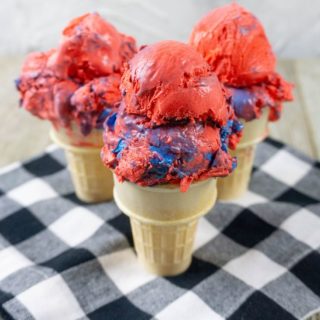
[218,145,256,200]
[50,128,113,203]
[130,218,197,276]
[65,148,113,203]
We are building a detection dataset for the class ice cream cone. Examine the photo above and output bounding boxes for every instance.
[50,125,113,203]
[113,176,217,276]
[217,108,269,200]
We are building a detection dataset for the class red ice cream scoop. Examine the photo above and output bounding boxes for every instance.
[189,3,293,121]
[101,41,243,191]
[189,3,276,87]
[16,13,137,134]
[49,12,136,81]
[121,40,232,127]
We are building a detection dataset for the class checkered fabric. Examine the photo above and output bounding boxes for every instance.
[0,138,319,320]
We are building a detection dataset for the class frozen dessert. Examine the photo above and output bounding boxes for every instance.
[70,75,121,135]
[16,12,137,203]
[189,3,294,200]
[16,12,137,136]
[189,3,293,121]
[101,40,242,192]
[101,40,242,276]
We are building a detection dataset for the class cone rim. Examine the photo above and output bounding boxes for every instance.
[236,131,268,149]
[50,129,102,154]
[113,185,216,226]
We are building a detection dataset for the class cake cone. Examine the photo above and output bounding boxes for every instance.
[113,176,217,276]
[217,108,269,200]
[50,125,113,203]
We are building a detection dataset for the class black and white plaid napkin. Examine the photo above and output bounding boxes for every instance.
[0,138,319,320]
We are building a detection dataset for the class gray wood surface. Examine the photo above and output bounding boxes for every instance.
[268,60,318,159]
[0,56,51,168]
[0,56,319,168]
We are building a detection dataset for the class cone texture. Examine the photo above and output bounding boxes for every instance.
[217,108,269,200]
[50,126,113,203]
[64,148,113,203]
[130,218,197,275]
[217,145,256,200]
[113,176,217,276]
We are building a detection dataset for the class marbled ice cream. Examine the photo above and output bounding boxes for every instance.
[101,41,243,191]
[189,3,293,121]
[16,13,136,135]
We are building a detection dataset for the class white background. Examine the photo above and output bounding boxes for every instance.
[1,0,320,57]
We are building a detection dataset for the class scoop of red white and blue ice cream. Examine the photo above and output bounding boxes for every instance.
[16,13,137,134]
[189,3,293,122]
[101,41,243,191]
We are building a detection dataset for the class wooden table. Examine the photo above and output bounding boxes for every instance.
[1,56,319,168]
